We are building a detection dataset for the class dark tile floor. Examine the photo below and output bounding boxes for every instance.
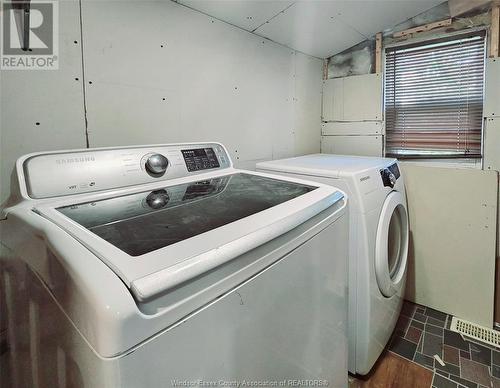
[388,300,500,388]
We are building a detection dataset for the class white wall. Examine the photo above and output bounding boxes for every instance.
[483,58,500,323]
[0,0,323,203]
[0,0,87,203]
[81,0,322,167]
[321,73,383,156]
[402,164,497,327]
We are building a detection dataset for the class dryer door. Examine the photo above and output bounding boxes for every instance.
[375,191,409,297]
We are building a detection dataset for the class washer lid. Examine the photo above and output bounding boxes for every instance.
[257,154,396,178]
[35,171,343,302]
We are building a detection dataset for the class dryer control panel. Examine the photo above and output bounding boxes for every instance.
[380,163,401,188]
[21,143,231,199]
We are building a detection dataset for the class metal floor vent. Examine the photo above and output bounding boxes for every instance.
[450,317,500,348]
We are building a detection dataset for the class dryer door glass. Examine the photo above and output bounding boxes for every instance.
[375,191,409,297]
[56,173,316,256]
[388,205,404,279]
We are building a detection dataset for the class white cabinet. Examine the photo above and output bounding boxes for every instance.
[321,135,383,157]
[322,121,384,136]
[321,73,384,157]
[322,78,344,121]
[322,73,383,122]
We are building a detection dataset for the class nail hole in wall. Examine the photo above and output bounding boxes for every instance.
[88,81,92,84]
[75,77,79,81]
[35,122,40,126]
[74,40,78,44]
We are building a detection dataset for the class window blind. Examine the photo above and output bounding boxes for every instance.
[384,32,486,158]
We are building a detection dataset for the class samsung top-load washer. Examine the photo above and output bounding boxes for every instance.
[0,143,349,388]
[257,154,409,375]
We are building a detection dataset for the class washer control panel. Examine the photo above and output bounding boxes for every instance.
[22,143,231,199]
[181,148,220,172]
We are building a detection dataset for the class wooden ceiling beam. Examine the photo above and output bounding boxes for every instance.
[393,19,452,39]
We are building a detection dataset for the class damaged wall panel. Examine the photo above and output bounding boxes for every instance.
[327,40,374,78]
[327,1,491,78]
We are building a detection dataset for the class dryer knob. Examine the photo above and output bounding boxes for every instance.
[145,154,169,176]
[381,168,396,188]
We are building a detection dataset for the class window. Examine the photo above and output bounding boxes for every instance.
[384,32,486,159]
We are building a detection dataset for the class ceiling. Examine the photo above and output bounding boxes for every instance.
[177,0,445,58]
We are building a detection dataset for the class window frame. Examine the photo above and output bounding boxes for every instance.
[382,27,488,164]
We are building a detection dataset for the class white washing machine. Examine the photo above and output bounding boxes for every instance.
[257,154,409,375]
[0,143,350,388]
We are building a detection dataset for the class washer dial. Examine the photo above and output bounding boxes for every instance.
[145,154,169,177]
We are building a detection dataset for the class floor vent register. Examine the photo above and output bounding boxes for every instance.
[450,316,500,348]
